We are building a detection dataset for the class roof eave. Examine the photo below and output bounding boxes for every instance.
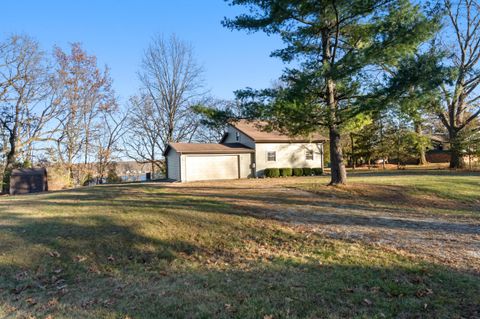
[254,139,327,143]
[179,150,255,154]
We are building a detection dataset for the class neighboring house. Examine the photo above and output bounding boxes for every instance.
[426,134,479,165]
[428,134,450,151]
[164,120,326,182]
[426,134,451,163]
[113,161,162,181]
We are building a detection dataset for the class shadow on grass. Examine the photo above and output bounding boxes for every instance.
[0,209,478,318]
[345,169,480,177]
[1,181,478,237]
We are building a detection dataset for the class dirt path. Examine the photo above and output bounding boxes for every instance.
[168,178,480,274]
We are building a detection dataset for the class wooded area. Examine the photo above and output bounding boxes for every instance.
[1,0,479,190]
[0,35,215,191]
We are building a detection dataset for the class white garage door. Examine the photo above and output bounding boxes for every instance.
[185,155,239,182]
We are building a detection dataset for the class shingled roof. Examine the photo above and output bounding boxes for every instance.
[164,142,254,155]
[224,119,327,143]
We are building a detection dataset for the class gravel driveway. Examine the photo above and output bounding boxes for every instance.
[168,177,480,274]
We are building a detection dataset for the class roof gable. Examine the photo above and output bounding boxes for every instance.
[229,119,327,143]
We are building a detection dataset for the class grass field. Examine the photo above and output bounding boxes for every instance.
[0,170,479,318]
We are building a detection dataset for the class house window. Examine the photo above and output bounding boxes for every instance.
[235,132,240,142]
[306,150,314,160]
[267,151,276,162]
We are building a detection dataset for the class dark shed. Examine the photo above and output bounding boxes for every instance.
[9,168,48,195]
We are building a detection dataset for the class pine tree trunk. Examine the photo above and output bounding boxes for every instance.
[329,126,347,185]
[350,133,356,170]
[322,30,347,185]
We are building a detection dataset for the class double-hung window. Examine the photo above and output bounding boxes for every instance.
[306,149,314,160]
[267,151,276,162]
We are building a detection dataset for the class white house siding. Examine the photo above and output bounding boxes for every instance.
[166,149,181,181]
[180,155,186,182]
[223,125,255,148]
[239,153,253,178]
[254,143,323,176]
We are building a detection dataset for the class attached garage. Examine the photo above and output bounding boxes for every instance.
[164,143,254,182]
[185,155,239,182]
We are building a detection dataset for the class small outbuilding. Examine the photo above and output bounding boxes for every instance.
[9,168,48,195]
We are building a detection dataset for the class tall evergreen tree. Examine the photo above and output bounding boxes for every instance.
[224,0,439,184]
[381,50,449,165]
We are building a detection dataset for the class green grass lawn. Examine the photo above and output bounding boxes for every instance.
[294,169,480,217]
[0,170,479,318]
[344,169,480,203]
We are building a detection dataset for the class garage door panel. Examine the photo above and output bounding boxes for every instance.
[185,155,239,181]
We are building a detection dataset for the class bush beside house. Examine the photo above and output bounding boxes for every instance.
[264,167,323,178]
[279,168,292,177]
[303,167,312,176]
[264,168,280,178]
[293,168,303,176]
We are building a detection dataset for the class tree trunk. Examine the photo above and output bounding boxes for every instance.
[2,147,16,193]
[449,129,464,169]
[414,122,427,165]
[350,133,356,170]
[68,165,74,183]
[321,30,347,185]
[397,133,401,170]
[329,126,347,185]
[2,111,19,193]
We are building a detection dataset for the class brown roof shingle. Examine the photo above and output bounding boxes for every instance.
[165,142,254,155]
[230,119,327,143]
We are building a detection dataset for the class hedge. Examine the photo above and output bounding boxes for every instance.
[292,168,303,176]
[279,168,292,177]
[264,168,280,178]
[303,167,313,176]
[265,167,322,178]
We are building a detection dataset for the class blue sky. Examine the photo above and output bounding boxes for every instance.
[0,0,285,102]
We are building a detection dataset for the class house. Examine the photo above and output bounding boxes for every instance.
[163,120,327,182]
[426,134,451,163]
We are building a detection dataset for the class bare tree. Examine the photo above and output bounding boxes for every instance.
[139,34,204,148]
[0,35,59,192]
[125,35,206,175]
[52,43,116,182]
[124,94,164,176]
[439,0,480,168]
[95,106,128,182]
